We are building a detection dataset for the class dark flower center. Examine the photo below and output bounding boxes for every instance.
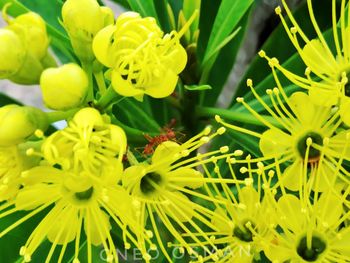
[233,220,255,242]
[140,172,162,195]
[345,83,350,97]
[297,235,326,262]
[297,132,323,159]
[75,187,94,200]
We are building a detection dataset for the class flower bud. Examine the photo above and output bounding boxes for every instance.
[62,0,114,62]
[40,64,88,110]
[7,12,49,60]
[0,105,48,146]
[0,29,26,78]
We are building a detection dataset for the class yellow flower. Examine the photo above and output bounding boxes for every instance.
[0,162,138,263]
[40,64,89,110]
[259,0,350,125]
[216,87,350,192]
[0,105,48,147]
[62,0,114,62]
[263,190,350,262]
[93,11,192,101]
[42,108,126,176]
[122,126,241,261]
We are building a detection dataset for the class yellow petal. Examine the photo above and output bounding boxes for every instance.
[259,128,291,156]
[314,192,342,228]
[289,92,315,124]
[339,96,350,126]
[151,141,180,164]
[168,167,203,189]
[122,165,146,190]
[92,25,116,67]
[282,160,302,191]
[308,87,338,107]
[211,207,232,233]
[47,206,79,244]
[264,235,293,262]
[238,186,259,216]
[277,194,304,232]
[163,191,194,222]
[111,70,144,97]
[302,39,336,75]
[145,69,178,98]
[85,208,111,246]
[328,130,350,160]
[15,184,60,210]
[310,162,334,192]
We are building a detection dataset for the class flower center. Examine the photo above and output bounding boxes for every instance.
[297,132,323,160]
[297,235,326,262]
[233,220,255,242]
[345,83,350,97]
[140,172,162,195]
[74,187,94,200]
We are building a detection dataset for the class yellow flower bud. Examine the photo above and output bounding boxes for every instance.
[0,8,56,85]
[62,0,114,62]
[7,12,49,60]
[40,64,88,110]
[0,28,25,78]
[93,12,187,101]
[0,105,48,146]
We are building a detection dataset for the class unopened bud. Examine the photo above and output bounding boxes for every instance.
[40,64,88,110]
[62,0,114,62]
[0,105,48,146]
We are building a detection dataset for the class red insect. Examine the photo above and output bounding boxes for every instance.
[142,119,178,155]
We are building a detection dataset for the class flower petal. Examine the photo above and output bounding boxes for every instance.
[289,92,315,124]
[47,206,79,244]
[168,167,203,189]
[282,160,302,191]
[277,194,304,232]
[259,128,291,156]
[144,69,178,99]
[92,25,116,67]
[111,70,144,97]
[163,191,194,222]
[339,96,350,126]
[152,141,180,165]
[85,207,111,246]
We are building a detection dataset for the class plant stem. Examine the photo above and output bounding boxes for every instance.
[46,108,79,123]
[196,106,283,128]
[96,85,120,109]
[82,62,94,103]
[94,71,107,94]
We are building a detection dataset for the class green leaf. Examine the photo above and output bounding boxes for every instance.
[126,0,159,21]
[154,0,172,32]
[201,0,253,69]
[184,84,212,91]
[199,9,252,106]
[110,0,131,10]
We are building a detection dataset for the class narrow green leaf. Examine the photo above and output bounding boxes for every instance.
[201,0,253,68]
[184,84,212,91]
[127,0,159,21]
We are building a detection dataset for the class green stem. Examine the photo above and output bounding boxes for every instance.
[82,62,94,102]
[96,85,120,109]
[46,108,79,123]
[94,71,107,94]
[196,106,283,128]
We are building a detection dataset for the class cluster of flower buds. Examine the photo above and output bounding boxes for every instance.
[0,7,55,84]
